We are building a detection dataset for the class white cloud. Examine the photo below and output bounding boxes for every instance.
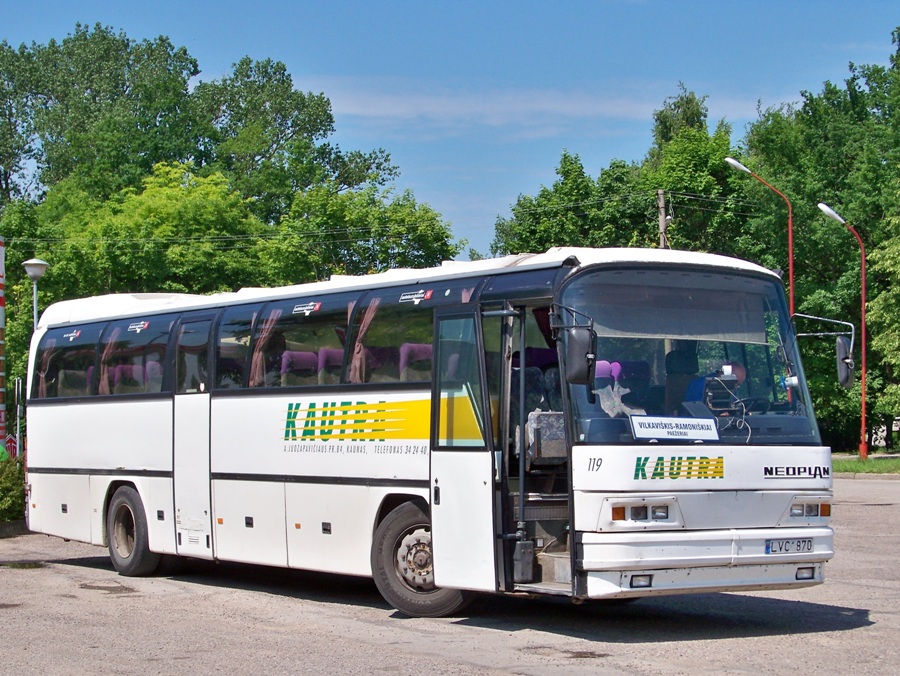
[305,75,664,139]
[305,75,808,143]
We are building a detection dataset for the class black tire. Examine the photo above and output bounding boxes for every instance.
[107,486,160,577]
[371,502,472,618]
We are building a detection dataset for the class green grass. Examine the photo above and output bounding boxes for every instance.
[832,456,900,474]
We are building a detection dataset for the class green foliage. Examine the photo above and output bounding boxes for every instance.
[193,56,397,225]
[0,40,33,205]
[27,24,200,198]
[647,83,709,166]
[832,456,900,474]
[868,199,900,415]
[490,152,652,256]
[267,186,462,282]
[641,121,737,254]
[0,457,25,522]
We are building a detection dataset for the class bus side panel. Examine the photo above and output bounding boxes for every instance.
[212,479,288,566]
[571,445,832,494]
[284,484,407,577]
[87,475,177,554]
[210,393,431,480]
[27,473,92,543]
[27,399,174,547]
[209,392,431,575]
[28,399,174,472]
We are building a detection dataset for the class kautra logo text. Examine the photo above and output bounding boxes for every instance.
[284,398,431,443]
[284,401,391,442]
[634,456,725,480]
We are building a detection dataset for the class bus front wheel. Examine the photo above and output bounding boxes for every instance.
[107,486,160,577]
[371,502,472,618]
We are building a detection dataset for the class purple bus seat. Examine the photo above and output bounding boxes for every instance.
[399,343,433,382]
[281,350,318,386]
[317,347,344,385]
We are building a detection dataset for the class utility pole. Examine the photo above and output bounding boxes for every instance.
[657,190,669,249]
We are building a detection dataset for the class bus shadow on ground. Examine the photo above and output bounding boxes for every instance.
[57,553,870,641]
[456,592,871,643]
[59,553,389,611]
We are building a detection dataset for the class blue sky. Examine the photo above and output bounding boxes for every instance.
[3,1,897,256]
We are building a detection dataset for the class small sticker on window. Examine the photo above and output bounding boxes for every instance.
[292,302,322,316]
[128,321,150,333]
[399,290,433,305]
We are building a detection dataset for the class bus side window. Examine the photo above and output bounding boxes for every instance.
[215,304,259,389]
[349,296,427,384]
[248,295,353,388]
[99,315,176,395]
[176,320,211,394]
[348,282,476,385]
[32,324,105,399]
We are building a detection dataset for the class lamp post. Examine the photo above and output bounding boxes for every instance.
[817,203,868,460]
[725,157,795,315]
[22,258,49,329]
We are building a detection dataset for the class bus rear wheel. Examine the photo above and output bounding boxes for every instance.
[371,502,472,618]
[107,486,160,577]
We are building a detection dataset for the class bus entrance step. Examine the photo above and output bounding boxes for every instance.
[513,581,572,596]
[537,551,571,585]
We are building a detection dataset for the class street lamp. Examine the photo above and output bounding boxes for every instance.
[817,202,868,460]
[22,258,49,329]
[725,157,795,315]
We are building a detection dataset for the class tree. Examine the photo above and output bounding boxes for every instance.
[0,162,268,392]
[868,189,900,416]
[646,83,709,167]
[490,152,652,256]
[0,40,33,206]
[27,24,201,198]
[264,185,462,283]
[641,121,738,254]
[194,56,398,225]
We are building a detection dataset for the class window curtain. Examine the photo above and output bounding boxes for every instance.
[37,339,57,398]
[249,308,283,387]
[98,327,122,395]
[348,297,381,384]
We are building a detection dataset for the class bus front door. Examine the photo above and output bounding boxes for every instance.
[173,316,214,559]
[430,308,498,592]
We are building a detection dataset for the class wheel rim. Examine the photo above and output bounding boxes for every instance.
[113,503,136,560]
[394,524,436,592]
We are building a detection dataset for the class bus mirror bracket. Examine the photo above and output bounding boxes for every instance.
[551,303,596,386]
[794,313,855,389]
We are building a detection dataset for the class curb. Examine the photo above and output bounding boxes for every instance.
[0,520,28,539]
[835,472,900,481]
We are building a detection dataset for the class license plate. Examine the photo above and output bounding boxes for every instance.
[765,538,813,554]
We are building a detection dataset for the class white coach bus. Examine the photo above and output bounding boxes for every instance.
[25,247,834,617]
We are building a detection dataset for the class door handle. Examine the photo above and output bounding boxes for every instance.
[434,485,441,505]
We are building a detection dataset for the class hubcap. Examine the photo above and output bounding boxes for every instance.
[395,526,435,591]
[113,505,135,560]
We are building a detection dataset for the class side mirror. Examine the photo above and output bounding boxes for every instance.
[565,327,595,385]
[836,336,854,389]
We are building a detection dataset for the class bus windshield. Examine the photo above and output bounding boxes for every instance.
[560,266,821,446]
